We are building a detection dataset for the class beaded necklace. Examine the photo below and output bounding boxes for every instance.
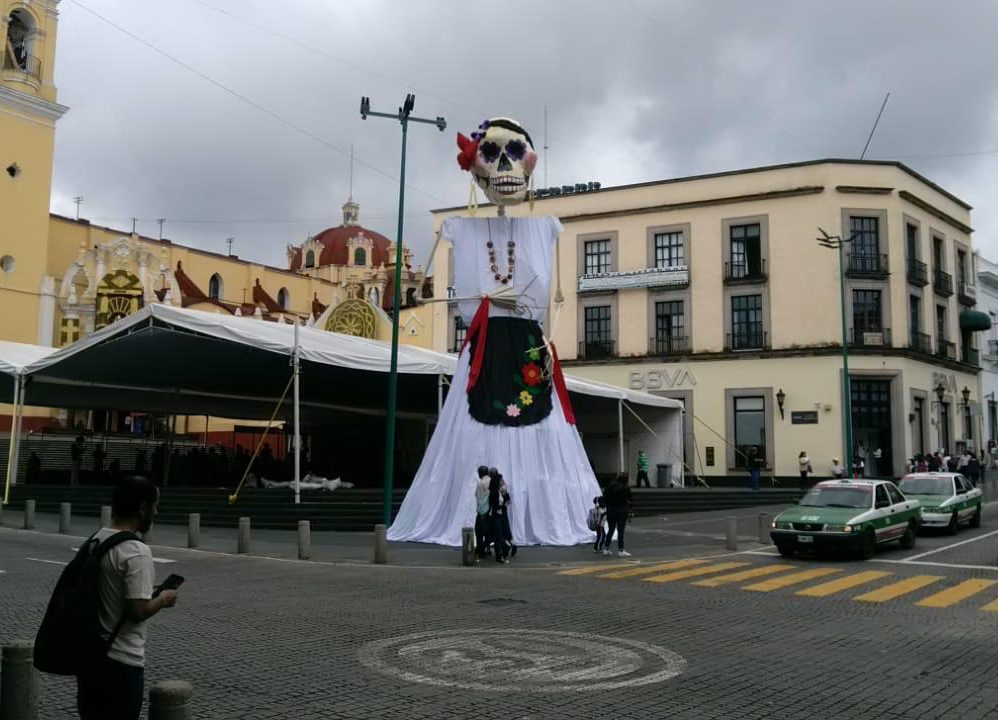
[486,218,515,285]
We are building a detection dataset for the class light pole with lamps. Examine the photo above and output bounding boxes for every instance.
[817,228,857,469]
[359,94,446,525]
[933,382,946,451]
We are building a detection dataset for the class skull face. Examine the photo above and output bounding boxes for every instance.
[470,118,538,206]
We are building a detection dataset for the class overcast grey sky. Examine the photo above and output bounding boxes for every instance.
[49,0,998,271]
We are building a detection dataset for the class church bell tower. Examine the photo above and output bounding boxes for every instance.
[1,0,68,344]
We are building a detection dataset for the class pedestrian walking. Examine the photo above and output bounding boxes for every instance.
[635,450,651,488]
[498,472,517,559]
[797,451,813,490]
[474,466,491,558]
[70,434,84,486]
[588,496,607,553]
[488,472,509,564]
[967,454,981,488]
[747,446,762,491]
[603,474,633,557]
[77,476,179,719]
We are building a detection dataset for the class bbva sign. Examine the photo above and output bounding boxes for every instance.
[628,367,697,391]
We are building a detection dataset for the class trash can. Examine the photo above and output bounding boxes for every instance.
[656,464,672,488]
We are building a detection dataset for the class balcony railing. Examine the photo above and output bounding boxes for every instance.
[846,253,889,278]
[578,339,616,360]
[909,331,933,355]
[446,286,456,299]
[906,258,928,286]
[958,281,977,306]
[933,269,953,297]
[725,329,767,351]
[936,338,956,360]
[1,50,40,80]
[723,259,767,284]
[650,335,689,356]
[850,327,891,347]
[962,346,980,366]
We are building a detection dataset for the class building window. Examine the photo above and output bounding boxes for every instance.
[277,287,290,310]
[957,249,967,287]
[914,396,925,453]
[733,396,766,469]
[989,401,997,446]
[583,304,613,356]
[963,405,972,441]
[906,223,918,259]
[850,216,880,258]
[453,315,467,352]
[305,250,316,268]
[208,273,223,301]
[729,223,762,278]
[852,289,882,331]
[936,304,947,339]
[583,239,611,275]
[354,248,366,266]
[653,231,684,269]
[730,294,763,349]
[654,300,685,353]
[932,236,943,270]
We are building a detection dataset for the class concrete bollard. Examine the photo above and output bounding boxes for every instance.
[461,526,475,566]
[148,679,193,720]
[59,503,72,534]
[725,516,738,551]
[187,514,200,549]
[0,641,39,720]
[237,517,250,554]
[373,524,387,564]
[100,505,112,528]
[298,520,311,560]
[758,513,771,545]
[23,500,35,530]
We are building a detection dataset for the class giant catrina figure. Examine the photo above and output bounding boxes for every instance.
[388,117,600,547]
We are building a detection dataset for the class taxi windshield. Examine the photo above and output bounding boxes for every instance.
[799,485,872,509]
[899,477,951,496]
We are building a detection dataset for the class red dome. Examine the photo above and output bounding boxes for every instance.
[290,225,392,272]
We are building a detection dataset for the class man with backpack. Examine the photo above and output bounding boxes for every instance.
[35,476,178,720]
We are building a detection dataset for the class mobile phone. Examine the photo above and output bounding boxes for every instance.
[153,573,185,598]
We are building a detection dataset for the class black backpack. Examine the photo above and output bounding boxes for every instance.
[34,530,140,675]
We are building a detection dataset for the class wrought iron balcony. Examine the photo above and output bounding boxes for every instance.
[578,265,689,293]
[850,327,891,347]
[725,329,767,351]
[723,259,767,285]
[650,335,689,356]
[906,258,928,287]
[958,281,977,306]
[962,346,980,366]
[846,253,889,278]
[933,269,953,297]
[908,331,932,355]
[936,338,956,360]
[578,340,616,360]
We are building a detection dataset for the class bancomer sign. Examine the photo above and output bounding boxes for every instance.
[629,367,696,390]
[579,266,690,292]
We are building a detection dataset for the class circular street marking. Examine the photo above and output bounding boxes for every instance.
[358,629,686,692]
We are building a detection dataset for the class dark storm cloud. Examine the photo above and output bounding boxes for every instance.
[49,0,998,270]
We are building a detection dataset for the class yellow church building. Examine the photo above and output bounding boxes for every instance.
[2,1,433,438]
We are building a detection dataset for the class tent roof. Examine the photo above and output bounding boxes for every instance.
[9,305,679,419]
[0,340,58,377]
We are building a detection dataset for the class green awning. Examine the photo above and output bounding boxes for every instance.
[959,309,991,332]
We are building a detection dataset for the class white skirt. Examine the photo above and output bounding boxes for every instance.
[387,347,601,546]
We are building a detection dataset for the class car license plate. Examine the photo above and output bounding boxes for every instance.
[797,535,814,543]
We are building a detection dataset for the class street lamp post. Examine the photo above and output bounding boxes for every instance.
[360,94,446,526]
[817,228,855,469]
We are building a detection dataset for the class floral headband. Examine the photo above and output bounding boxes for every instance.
[456,119,491,171]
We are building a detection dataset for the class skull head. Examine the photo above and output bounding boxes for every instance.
[460,117,538,206]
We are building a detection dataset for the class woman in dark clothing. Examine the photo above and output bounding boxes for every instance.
[602,474,633,558]
[488,473,509,563]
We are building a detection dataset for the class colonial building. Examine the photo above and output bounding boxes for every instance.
[975,254,998,451]
[429,160,988,482]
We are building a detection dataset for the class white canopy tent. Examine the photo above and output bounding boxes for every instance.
[3,305,684,500]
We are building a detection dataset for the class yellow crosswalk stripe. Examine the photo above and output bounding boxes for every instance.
[691,564,795,587]
[643,561,750,584]
[916,579,998,608]
[981,597,998,612]
[598,559,710,580]
[854,575,944,603]
[796,571,892,598]
[742,567,841,592]
[557,563,635,576]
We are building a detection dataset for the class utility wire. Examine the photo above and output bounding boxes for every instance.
[68,0,449,207]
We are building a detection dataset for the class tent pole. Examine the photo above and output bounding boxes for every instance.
[10,374,25,488]
[618,398,625,476]
[437,373,443,416]
[3,372,23,504]
[293,321,301,506]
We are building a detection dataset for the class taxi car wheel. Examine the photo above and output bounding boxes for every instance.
[946,512,959,535]
[776,544,795,558]
[970,505,982,529]
[899,521,917,550]
[858,529,876,560]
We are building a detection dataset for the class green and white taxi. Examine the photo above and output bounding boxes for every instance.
[770,479,921,559]
[897,472,982,534]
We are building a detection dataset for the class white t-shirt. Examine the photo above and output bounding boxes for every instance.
[93,527,155,667]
